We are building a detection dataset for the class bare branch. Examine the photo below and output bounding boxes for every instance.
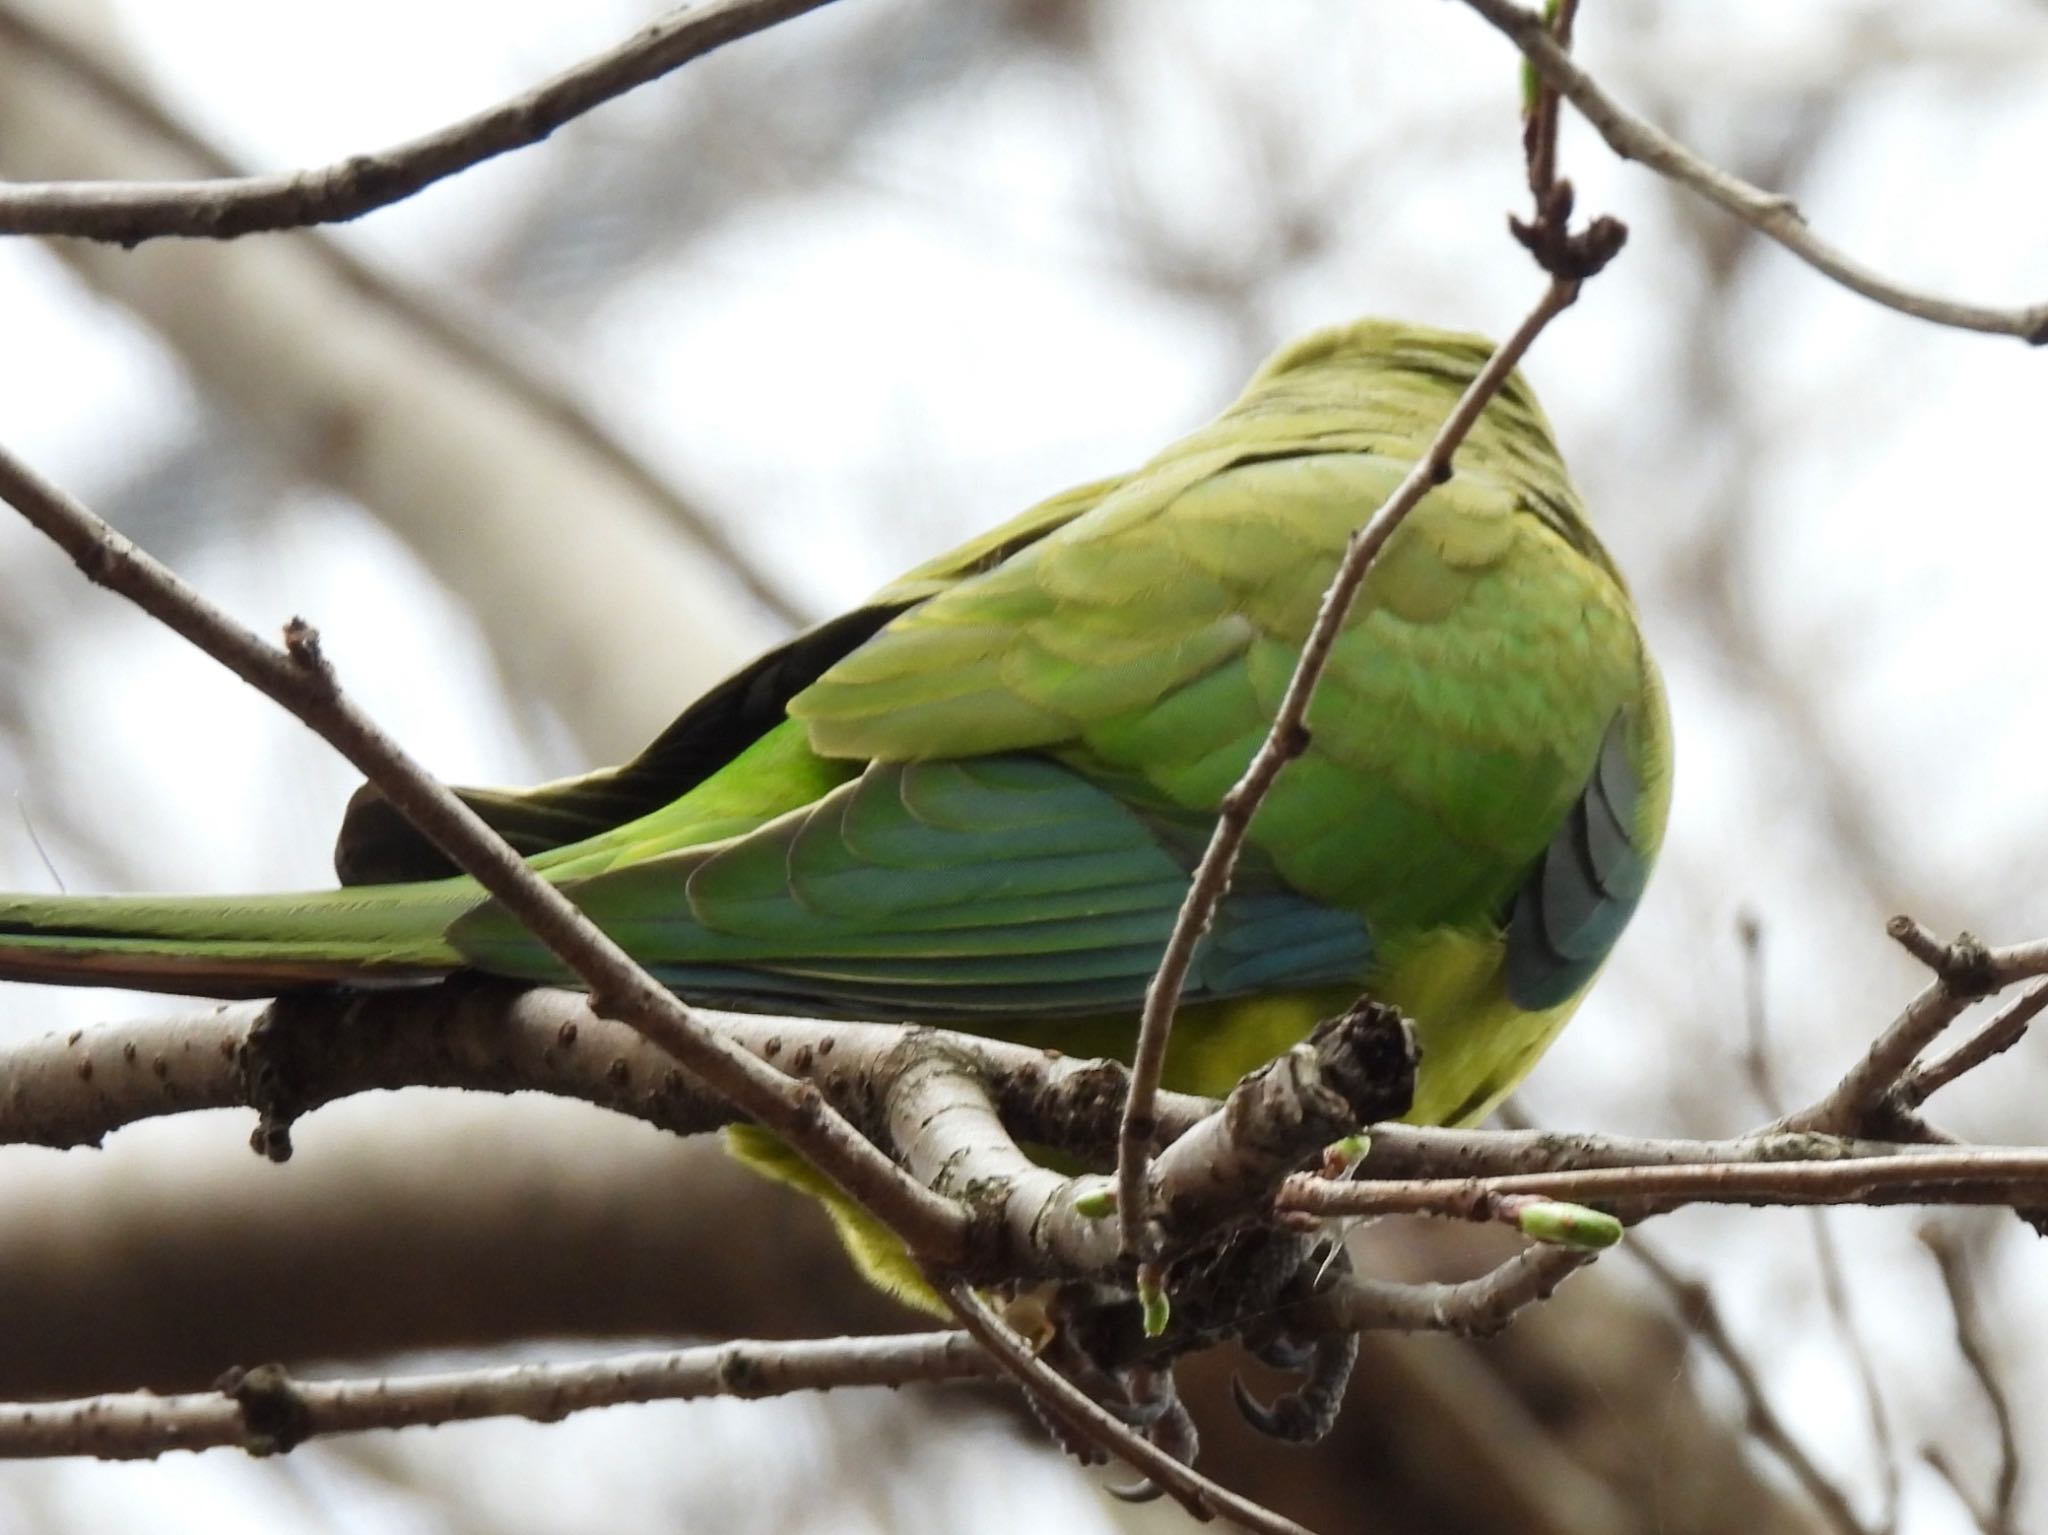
[0,1,812,631]
[1144,1001,1414,1244]
[1785,921,2046,1137]
[1303,1244,1591,1338]
[0,440,966,1266]
[1919,1227,2023,1535]
[0,1333,993,1460]
[0,985,1216,1167]
[0,0,842,243]
[1630,1239,1875,1535]
[1117,271,1601,1262]
[1459,0,2048,343]
[1900,981,2048,1111]
[1518,0,1580,208]
[944,1286,1315,1535]
[1356,1122,1899,1180]
[1285,1149,2048,1220]
[1738,915,1901,1532]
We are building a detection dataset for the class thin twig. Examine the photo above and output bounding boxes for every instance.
[1629,1238,1874,1535]
[0,0,811,630]
[1735,910,1788,1115]
[1459,0,2048,343]
[1302,1243,1590,1338]
[1784,920,2046,1136]
[0,439,966,1266]
[944,1286,1315,1535]
[1359,1122,1910,1179]
[1520,0,1579,205]
[0,0,841,244]
[1919,1227,2023,1535]
[1738,914,1901,1531]
[1115,274,1593,1261]
[0,1333,993,1460]
[1900,981,2048,1110]
[1284,1148,2048,1218]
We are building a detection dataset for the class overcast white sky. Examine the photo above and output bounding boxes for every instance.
[2,2,2047,1531]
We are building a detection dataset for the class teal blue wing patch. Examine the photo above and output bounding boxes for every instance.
[449,754,1374,1020]
[1503,715,1650,1009]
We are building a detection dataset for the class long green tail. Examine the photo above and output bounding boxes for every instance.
[0,882,474,996]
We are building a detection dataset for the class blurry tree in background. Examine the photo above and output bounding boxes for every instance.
[0,2,2044,1532]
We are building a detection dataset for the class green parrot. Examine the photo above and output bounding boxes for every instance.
[0,318,1669,1258]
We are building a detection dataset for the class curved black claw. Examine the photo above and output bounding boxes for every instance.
[1247,1330,1319,1375]
[1105,1477,1165,1504]
[1231,1332,1360,1445]
[1150,1385,1200,1466]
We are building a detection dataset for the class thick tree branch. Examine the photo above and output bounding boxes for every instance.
[0,984,1216,1170]
[0,0,842,243]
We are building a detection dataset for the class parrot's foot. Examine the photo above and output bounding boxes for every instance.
[1229,1331,1359,1446]
[1101,1367,1199,1503]
[237,989,351,1162]
[1018,1344,1201,1485]
[1226,1235,1359,1445]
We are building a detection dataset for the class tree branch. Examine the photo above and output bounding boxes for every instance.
[1285,1149,2048,1221]
[0,0,813,631]
[1459,0,2048,343]
[1629,1238,1876,1535]
[0,983,1216,1168]
[1783,919,2048,1136]
[1899,981,2048,1112]
[0,1332,993,1459]
[1116,271,1602,1263]
[0,438,967,1267]
[0,0,842,243]
[1303,1245,1591,1339]
[944,1285,1313,1535]
[1919,1226,2023,1535]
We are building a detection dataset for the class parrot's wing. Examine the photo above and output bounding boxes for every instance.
[446,753,1374,1019]
[1501,710,1659,1009]
[332,606,902,884]
[795,444,1659,936]
[331,476,1130,886]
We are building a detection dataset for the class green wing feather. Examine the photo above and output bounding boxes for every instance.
[0,318,1670,1131]
[449,750,1373,1018]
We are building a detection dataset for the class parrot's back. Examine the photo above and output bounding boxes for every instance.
[0,318,1669,1128]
